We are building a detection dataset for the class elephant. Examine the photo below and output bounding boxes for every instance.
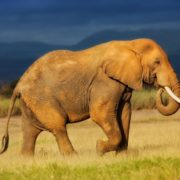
[0,38,179,156]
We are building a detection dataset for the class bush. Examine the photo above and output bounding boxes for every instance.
[0,80,18,97]
[131,89,156,110]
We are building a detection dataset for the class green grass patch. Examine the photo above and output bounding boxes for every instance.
[0,157,179,180]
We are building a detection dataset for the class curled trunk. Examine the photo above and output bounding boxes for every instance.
[156,82,180,116]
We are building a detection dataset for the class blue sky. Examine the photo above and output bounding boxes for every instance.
[0,0,180,45]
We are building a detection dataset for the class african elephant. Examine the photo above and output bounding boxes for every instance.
[0,38,179,156]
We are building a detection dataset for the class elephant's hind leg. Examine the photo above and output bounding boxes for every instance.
[32,101,76,156]
[37,107,76,156]
[20,103,42,156]
[21,96,76,156]
[21,117,42,156]
[53,126,77,156]
[43,110,76,156]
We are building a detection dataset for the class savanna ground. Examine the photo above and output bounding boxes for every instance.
[0,88,179,179]
[0,109,179,180]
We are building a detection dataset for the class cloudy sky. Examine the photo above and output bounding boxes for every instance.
[0,0,180,45]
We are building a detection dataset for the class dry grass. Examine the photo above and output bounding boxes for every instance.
[0,110,179,179]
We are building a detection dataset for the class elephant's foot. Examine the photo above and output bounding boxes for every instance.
[21,149,35,157]
[96,139,106,156]
[58,142,77,157]
[61,149,78,156]
[53,127,77,157]
[96,138,121,156]
[116,145,128,155]
[21,116,42,157]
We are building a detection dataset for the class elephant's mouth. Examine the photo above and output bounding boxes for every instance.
[143,75,157,86]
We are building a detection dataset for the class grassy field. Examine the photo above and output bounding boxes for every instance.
[0,110,179,179]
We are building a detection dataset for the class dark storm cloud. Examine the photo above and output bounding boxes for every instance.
[0,0,180,44]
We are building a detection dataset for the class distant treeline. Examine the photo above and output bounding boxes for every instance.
[0,80,18,97]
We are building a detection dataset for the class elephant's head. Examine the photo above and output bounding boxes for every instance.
[131,38,180,115]
[103,38,180,116]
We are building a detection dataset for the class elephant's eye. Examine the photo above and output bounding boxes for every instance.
[154,59,160,65]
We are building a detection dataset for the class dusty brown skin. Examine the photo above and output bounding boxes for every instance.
[0,38,179,156]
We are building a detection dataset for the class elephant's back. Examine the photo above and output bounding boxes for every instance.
[16,49,97,97]
[17,50,76,86]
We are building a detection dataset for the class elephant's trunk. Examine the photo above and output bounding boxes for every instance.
[156,82,180,116]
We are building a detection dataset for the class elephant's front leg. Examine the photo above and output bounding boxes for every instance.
[90,101,122,156]
[116,100,132,153]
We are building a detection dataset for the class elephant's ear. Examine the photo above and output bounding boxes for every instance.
[102,49,143,90]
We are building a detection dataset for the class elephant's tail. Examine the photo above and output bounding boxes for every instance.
[0,89,19,154]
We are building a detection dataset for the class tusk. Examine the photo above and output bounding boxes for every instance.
[165,86,180,103]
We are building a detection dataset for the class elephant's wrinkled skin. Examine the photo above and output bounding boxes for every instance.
[0,38,179,156]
